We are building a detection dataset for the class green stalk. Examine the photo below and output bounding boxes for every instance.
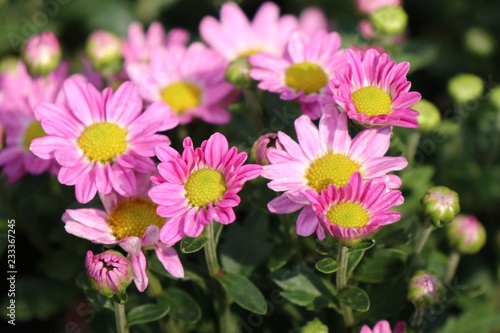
[336,245,354,329]
[204,223,221,277]
[408,218,434,275]
[114,301,129,333]
[445,250,461,282]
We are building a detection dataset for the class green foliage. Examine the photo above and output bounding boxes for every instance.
[217,272,268,315]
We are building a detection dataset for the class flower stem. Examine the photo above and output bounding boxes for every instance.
[114,301,129,333]
[405,131,422,164]
[445,250,461,282]
[336,245,354,329]
[408,219,434,273]
[410,307,426,329]
[204,223,221,277]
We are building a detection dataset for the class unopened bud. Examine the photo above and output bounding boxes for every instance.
[356,0,402,15]
[370,6,408,36]
[407,270,446,308]
[447,73,484,104]
[422,186,460,227]
[22,31,61,76]
[464,27,495,58]
[414,99,441,132]
[251,133,284,165]
[446,214,486,254]
[488,86,500,110]
[225,57,252,89]
[85,30,123,74]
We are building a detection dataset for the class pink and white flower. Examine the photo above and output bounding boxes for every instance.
[359,320,406,333]
[30,77,178,203]
[63,173,184,292]
[250,30,345,119]
[129,42,235,125]
[262,110,407,238]
[148,133,262,239]
[200,1,298,61]
[304,172,404,243]
[0,62,67,183]
[330,48,421,128]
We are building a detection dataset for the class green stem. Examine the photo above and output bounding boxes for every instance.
[405,131,422,164]
[445,251,461,282]
[412,219,434,256]
[410,307,425,329]
[336,245,354,329]
[204,223,221,277]
[114,301,129,333]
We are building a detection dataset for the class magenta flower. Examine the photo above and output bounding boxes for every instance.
[128,42,235,125]
[304,172,404,243]
[250,30,345,119]
[148,133,262,239]
[0,62,67,183]
[262,110,407,238]
[200,1,298,61]
[30,77,178,203]
[64,173,184,292]
[22,31,62,76]
[359,320,406,333]
[330,48,421,128]
[85,250,133,298]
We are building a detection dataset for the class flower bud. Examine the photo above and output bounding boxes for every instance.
[356,0,402,15]
[489,86,500,110]
[22,31,62,76]
[447,73,484,104]
[446,214,486,254]
[85,30,123,74]
[85,250,133,298]
[422,186,460,227]
[225,57,253,89]
[251,133,284,165]
[407,270,446,308]
[370,6,408,36]
[464,27,495,58]
[414,99,441,132]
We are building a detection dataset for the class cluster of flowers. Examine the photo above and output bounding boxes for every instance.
[0,0,420,305]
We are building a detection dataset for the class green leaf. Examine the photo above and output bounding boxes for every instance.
[127,304,170,327]
[337,286,370,312]
[217,272,268,315]
[315,258,339,274]
[160,288,202,324]
[354,249,405,283]
[180,235,208,254]
[267,247,291,272]
[348,239,376,253]
[347,250,365,277]
[300,318,329,333]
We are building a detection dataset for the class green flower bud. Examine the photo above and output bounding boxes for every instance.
[408,270,446,308]
[414,99,441,132]
[422,186,460,227]
[85,30,123,75]
[488,86,500,110]
[446,214,486,254]
[464,27,495,57]
[225,57,253,89]
[370,5,408,36]
[447,74,484,104]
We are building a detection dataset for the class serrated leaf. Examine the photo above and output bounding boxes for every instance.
[315,258,339,274]
[217,272,268,315]
[160,288,202,324]
[348,239,375,253]
[337,286,370,312]
[127,304,170,327]
[180,235,208,254]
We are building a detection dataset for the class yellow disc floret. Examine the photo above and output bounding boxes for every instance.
[23,121,46,150]
[285,62,328,95]
[161,81,201,114]
[305,153,361,192]
[351,86,392,117]
[108,197,165,239]
[185,168,226,207]
[77,122,127,163]
[326,202,369,228]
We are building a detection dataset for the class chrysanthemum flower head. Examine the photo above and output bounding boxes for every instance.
[63,173,184,292]
[148,133,262,239]
[30,77,178,203]
[262,109,407,238]
[250,30,345,119]
[200,1,298,61]
[330,48,421,128]
[128,42,235,125]
[0,61,67,183]
[359,320,406,333]
[304,172,404,244]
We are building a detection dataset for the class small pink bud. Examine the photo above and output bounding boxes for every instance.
[407,270,446,308]
[251,133,284,165]
[85,30,123,74]
[85,250,133,298]
[22,31,61,76]
[446,214,486,254]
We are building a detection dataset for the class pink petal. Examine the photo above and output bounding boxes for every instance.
[268,195,303,214]
[204,132,228,168]
[30,136,72,160]
[64,77,103,126]
[296,206,319,237]
[130,251,148,292]
[155,245,184,278]
[142,225,160,247]
[120,237,142,255]
[106,81,142,126]
[109,164,137,197]
[159,214,185,245]
[75,171,98,203]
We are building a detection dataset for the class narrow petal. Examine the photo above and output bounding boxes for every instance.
[155,245,184,278]
[296,206,319,237]
[130,252,148,292]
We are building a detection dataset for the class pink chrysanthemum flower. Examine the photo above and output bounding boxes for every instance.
[250,30,345,119]
[359,320,406,333]
[330,48,421,128]
[63,173,184,292]
[200,1,298,61]
[0,62,67,183]
[129,43,235,125]
[30,77,178,203]
[304,172,404,243]
[262,109,407,238]
[148,133,262,239]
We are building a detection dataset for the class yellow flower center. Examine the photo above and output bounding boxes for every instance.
[23,121,46,150]
[160,81,201,114]
[77,122,127,164]
[326,202,369,228]
[305,153,361,192]
[185,168,226,208]
[351,86,392,117]
[285,62,328,95]
[107,197,165,239]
